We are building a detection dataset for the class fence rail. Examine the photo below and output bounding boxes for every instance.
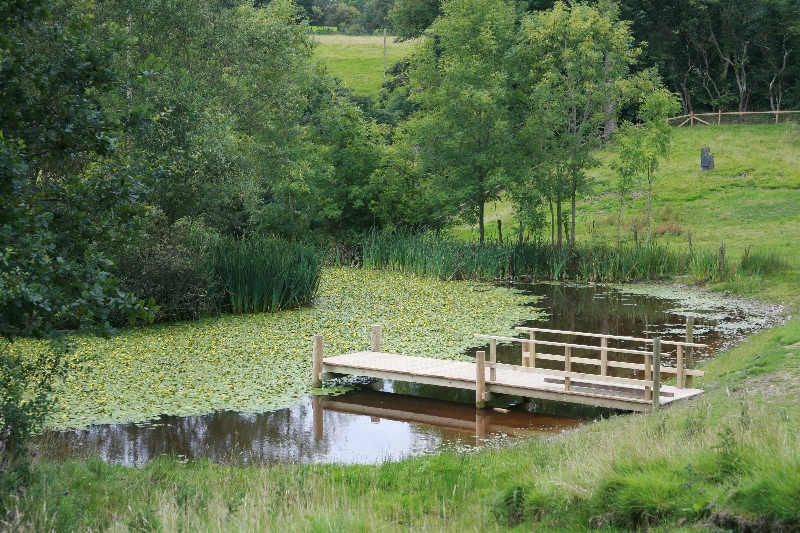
[668,110,800,127]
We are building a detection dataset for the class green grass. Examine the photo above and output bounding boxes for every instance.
[453,124,800,302]
[11,318,800,531]
[313,35,416,95]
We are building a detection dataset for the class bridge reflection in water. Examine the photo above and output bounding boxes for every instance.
[54,386,585,466]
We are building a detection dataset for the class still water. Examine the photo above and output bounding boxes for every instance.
[56,282,772,465]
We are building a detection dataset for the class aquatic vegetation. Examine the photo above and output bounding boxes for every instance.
[208,237,322,313]
[9,268,541,430]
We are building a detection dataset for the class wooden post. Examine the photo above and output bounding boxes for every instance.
[489,338,497,381]
[476,350,486,409]
[312,334,324,388]
[530,330,536,367]
[383,27,387,82]
[690,112,695,126]
[475,410,488,446]
[312,394,323,440]
[686,317,695,388]
[371,324,381,352]
[600,337,608,376]
[652,337,661,411]
[644,352,652,401]
[718,108,722,125]
[676,345,684,389]
[719,241,726,276]
[564,346,571,391]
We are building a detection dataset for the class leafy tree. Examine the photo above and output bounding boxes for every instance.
[388,0,441,39]
[406,0,517,243]
[515,1,640,247]
[614,88,680,245]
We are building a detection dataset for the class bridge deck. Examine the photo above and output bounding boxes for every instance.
[322,351,704,412]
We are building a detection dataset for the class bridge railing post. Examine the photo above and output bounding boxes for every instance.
[312,334,324,388]
[564,346,571,391]
[686,317,694,388]
[652,337,661,411]
[489,338,497,381]
[529,330,536,367]
[644,351,652,401]
[676,344,684,389]
[476,350,486,409]
[600,337,608,376]
[371,324,381,352]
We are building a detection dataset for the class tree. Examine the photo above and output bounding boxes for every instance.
[515,1,640,247]
[406,0,517,243]
[614,88,680,245]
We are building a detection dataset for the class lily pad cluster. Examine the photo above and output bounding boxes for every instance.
[9,268,542,430]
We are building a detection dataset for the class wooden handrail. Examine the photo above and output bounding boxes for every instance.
[474,334,653,356]
[485,361,653,388]
[529,351,704,377]
[513,327,708,348]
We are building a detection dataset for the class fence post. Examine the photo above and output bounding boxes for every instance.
[718,109,722,125]
[371,324,381,352]
[312,334,324,388]
[652,337,661,411]
[600,337,608,376]
[677,344,684,389]
[690,112,695,126]
[686,317,695,388]
[476,350,486,409]
[564,346,571,391]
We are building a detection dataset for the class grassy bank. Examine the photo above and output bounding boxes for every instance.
[312,35,416,95]
[9,317,800,531]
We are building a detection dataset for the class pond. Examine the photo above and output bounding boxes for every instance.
[54,281,773,466]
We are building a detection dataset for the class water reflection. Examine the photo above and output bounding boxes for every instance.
[55,386,583,466]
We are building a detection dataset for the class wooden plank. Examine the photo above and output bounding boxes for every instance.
[371,324,381,352]
[485,383,652,411]
[513,327,708,348]
[486,361,653,387]
[475,335,653,356]
[543,378,675,398]
[526,352,703,376]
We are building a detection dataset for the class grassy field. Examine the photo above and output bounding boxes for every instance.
[313,35,417,95]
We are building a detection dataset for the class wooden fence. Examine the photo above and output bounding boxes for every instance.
[668,110,800,127]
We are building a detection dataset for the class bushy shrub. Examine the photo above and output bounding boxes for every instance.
[1,340,67,513]
[116,210,221,322]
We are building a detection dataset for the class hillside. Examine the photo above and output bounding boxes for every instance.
[457,124,800,264]
[312,35,416,95]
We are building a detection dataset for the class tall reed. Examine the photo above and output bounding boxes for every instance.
[207,238,321,313]
[363,229,702,282]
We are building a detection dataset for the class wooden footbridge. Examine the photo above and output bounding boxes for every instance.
[312,325,706,412]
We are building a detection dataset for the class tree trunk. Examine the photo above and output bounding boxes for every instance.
[549,198,554,246]
[570,179,577,246]
[617,195,622,248]
[497,219,503,245]
[646,168,652,246]
[479,201,485,244]
[556,194,563,249]
[289,191,297,242]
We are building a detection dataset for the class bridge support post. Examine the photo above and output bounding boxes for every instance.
[652,337,661,411]
[312,334,324,388]
[686,317,694,388]
[371,324,381,352]
[600,337,608,376]
[476,350,486,409]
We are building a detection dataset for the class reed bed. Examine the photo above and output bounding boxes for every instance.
[207,238,321,313]
[363,229,700,282]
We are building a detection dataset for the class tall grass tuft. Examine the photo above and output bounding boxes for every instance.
[363,229,696,282]
[738,247,790,276]
[208,237,321,313]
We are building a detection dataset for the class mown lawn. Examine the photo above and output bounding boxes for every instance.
[313,35,416,95]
